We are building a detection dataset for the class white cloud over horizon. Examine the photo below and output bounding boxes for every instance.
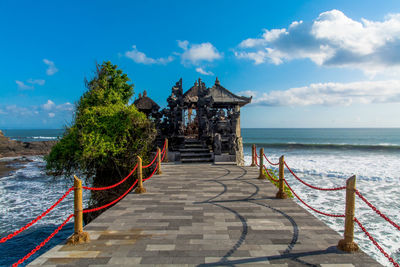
[179,40,223,65]
[43,59,59,75]
[125,45,174,65]
[241,80,400,107]
[236,10,400,76]
[195,67,214,76]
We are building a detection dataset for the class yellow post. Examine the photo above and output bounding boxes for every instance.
[338,175,359,252]
[67,175,89,245]
[276,155,288,199]
[164,138,169,162]
[135,156,146,193]
[251,144,256,167]
[258,147,266,179]
[157,147,162,175]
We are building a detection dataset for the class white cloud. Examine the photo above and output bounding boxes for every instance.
[250,80,400,106]
[16,80,34,90]
[42,100,56,110]
[236,10,400,75]
[237,90,257,98]
[43,59,58,75]
[48,112,55,118]
[195,67,214,76]
[5,105,32,116]
[179,40,223,65]
[56,102,74,111]
[125,45,174,65]
[27,79,45,86]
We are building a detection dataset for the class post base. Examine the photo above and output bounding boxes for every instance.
[67,231,90,245]
[157,170,162,175]
[337,239,359,252]
[250,163,256,167]
[135,186,147,194]
[276,190,289,199]
[258,174,266,179]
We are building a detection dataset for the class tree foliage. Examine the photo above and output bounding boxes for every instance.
[46,61,156,192]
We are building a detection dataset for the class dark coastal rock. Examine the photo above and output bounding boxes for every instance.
[0,130,57,158]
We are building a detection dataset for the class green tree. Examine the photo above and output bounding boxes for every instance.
[46,61,156,221]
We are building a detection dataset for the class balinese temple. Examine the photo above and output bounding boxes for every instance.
[134,78,251,166]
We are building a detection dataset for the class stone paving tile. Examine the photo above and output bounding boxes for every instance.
[29,164,381,266]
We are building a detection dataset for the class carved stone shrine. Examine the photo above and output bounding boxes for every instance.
[134,78,251,166]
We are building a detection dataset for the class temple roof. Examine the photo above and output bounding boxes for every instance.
[209,78,251,107]
[183,78,251,107]
[133,90,160,111]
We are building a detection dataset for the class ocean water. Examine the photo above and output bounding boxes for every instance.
[1,129,64,142]
[242,128,400,266]
[0,128,399,266]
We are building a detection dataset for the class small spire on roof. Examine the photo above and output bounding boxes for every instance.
[138,93,142,99]
[215,77,220,85]
[143,90,147,97]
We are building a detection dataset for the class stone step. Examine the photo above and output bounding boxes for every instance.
[179,148,210,153]
[181,157,213,163]
[184,144,205,148]
[180,153,212,158]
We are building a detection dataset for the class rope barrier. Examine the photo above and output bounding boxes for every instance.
[83,180,138,213]
[263,154,279,166]
[255,154,260,167]
[284,178,345,218]
[263,165,279,182]
[161,145,166,162]
[144,161,159,181]
[284,161,346,191]
[354,217,399,267]
[12,214,74,267]
[0,186,74,244]
[355,190,400,232]
[143,151,158,168]
[82,164,138,191]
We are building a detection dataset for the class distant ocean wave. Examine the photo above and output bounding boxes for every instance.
[244,142,400,151]
[32,136,58,140]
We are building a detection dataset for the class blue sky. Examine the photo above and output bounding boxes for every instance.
[1,0,400,129]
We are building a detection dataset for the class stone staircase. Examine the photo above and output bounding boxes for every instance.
[179,139,213,163]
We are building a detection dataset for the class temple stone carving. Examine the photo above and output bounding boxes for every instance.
[134,77,251,165]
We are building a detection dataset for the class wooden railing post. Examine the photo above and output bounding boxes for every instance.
[157,147,162,175]
[135,156,146,193]
[251,144,256,167]
[164,138,169,162]
[258,147,266,179]
[276,155,288,199]
[67,175,89,244]
[338,175,359,252]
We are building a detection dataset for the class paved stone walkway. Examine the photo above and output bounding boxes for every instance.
[30,164,381,266]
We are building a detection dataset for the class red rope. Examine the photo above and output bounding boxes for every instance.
[82,164,138,191]
[161,146,166,162]
[284,161,346,191]
[263,154,279,166]
[12,214,74,267]
[83,179,138,213]
[263,165,279,182]
[144,160,159,181]
[143,151,158,168]
[284,178,345,218]
[354,217,399,267]
[0,187,73,243]
[355,190,400,232]
[255,153,260,167]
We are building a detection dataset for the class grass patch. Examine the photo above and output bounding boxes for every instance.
[263,168,293,198]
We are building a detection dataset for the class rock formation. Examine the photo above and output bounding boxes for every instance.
[0,130,57,158]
